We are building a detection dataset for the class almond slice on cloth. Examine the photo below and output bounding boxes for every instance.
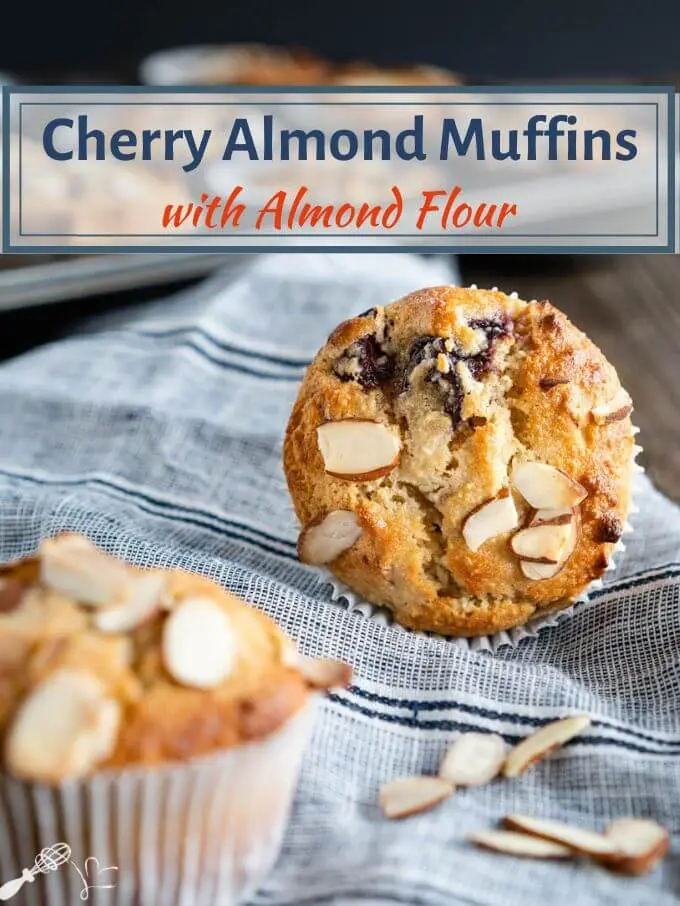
[40,534,132,607]
[470,829,574,860]
[298,657,352,690]
[162,596,237,689]
[5,668,121,782]
[439,733,508,786]
[298,511,363,564]
[502,815,618,857]
[462,493,519,552]
[503,715,591,777]
[510,521,573,563]
[511,462,587,509]
[379,776,454,820]
[316,419,400,481]
[591,389,633,425]
[93,571,167,634]
[603,818,670,875]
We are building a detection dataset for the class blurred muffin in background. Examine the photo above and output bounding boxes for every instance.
[141,43,331,86]
[330,62,461,86]
[0,535,349,904]
[140,43,462,88]
[14,138,187,242]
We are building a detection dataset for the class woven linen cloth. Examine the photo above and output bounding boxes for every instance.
[0,253,678,906]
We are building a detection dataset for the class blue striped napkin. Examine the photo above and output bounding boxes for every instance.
[0,253,678,906]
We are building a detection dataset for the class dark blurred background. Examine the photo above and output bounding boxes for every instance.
[3,0,679,83]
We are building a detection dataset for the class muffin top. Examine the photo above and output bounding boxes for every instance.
[0,535,349,784]
[284,286,635,637]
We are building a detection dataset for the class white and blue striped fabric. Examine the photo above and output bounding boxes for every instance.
[0,254,679,906]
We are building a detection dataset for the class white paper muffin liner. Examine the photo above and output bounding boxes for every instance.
[0,701,315,906]
[315,435,643,653]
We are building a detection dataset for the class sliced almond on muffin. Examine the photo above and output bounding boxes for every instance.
[462,492,519,552]
[40,534,132,607]
[510,521,574,563]
[316,419,400,481]
[520,508,580,579]
[511,462,587,510]
[94,571,167,634]
[162,596,237,689]
[298,657,353,690]
[591,388,633,425]
[5,668,121,782]
[298,511,363,564]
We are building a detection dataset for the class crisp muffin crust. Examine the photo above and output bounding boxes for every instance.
[0,537,349,783]
[284,286,635,637]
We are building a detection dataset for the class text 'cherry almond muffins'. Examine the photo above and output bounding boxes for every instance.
[0,535,350,906]
[284,286,637,639]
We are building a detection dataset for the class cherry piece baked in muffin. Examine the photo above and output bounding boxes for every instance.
[284,286,635,637]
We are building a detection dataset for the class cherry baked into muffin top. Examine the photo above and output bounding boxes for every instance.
[284,286,635,637]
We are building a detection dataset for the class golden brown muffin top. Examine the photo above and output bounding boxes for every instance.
[0,536,350,783]
[284,286,635,637]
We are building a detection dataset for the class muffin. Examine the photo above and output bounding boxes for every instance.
[330,62,461,86]
[165,44,331,86]
[0,535,349,904]
[284,286,635,638]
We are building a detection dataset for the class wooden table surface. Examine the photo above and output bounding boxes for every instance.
[461,254,680,504]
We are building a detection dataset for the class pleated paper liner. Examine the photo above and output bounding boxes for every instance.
[314,435,643,653]
[0,701,315,906]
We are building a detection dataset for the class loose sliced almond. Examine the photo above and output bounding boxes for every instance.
[511,521,573,564]
[502,815,619,857]
[93,572,166,634]
[5,668,121,782]
[298,511,363,565]
[511,462,587,510]
[503,715,591,778]
[604,818,670,875]
[298,657,352,689]
[439,733,508,786]
[462,493,519,553]
[316,419,400,481]
[162,596,237,689]
[379,776,453,819]
[591,389,633,425]
[470,829,573,860]
[40,534,132,607]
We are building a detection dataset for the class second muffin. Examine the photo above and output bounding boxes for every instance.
[0,535,349,905]
[284,286,635,637]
